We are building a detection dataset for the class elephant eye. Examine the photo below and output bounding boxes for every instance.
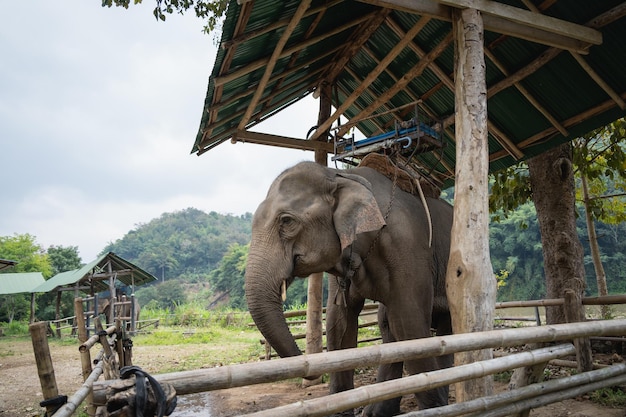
[279,214,298,236]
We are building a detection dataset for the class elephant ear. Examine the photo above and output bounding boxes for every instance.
[333,172,386,251]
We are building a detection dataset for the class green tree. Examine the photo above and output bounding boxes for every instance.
[0,234,52,322]
[102,0,228,34]
[37,246,83,321]
[136,280,187,310]
[573,118,626,318]
[208,243,248,309]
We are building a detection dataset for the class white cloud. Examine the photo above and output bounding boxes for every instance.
[0,1,323,262]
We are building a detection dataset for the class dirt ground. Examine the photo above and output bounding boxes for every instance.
[1,338,625,417]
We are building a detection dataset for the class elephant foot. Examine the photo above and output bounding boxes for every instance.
[361,397,401,417]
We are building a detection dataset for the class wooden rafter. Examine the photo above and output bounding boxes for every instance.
[519,1,625,111]
[238,0,312,130]
[221,0,343,50]
[213,11,377,87]
[332,31,453,139]
[483,49,568,136]
[207,54,334,113]
[198,83,319,154]
[259,3,327,116]
[231,130,334,152]
[358,0,598,54]
[439,0,601,46]
[310,15,433,140]
[320,8,391,86]
[203,1,254,145]
[489,91,626,162]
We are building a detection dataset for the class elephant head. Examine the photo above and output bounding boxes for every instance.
[244,161,386,358]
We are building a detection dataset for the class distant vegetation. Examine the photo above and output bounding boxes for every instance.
[2,196,626,323]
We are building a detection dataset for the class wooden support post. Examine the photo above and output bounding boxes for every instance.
[564,289,593,372]
[29,321,60,415]
[303,80,332,387]
[55,290,62,338]
[446,7,497,403]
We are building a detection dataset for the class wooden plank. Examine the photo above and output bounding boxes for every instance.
[439,0,601,45]
[231,130,334,152]
[358,0,595,53]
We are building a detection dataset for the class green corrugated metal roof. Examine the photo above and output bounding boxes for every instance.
[193,0,626,187]
[33,252,156,294]
[0,272,45,295]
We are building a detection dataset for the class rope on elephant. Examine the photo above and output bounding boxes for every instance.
[357,153,436,247]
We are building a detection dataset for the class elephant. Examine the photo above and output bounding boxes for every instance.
[244,160,453,416]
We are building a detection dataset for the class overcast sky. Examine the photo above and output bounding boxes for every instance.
[0,1,326,262]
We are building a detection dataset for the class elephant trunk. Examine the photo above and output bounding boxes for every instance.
[245,252,301,358]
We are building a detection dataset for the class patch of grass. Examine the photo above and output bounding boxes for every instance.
[590,386,626,408]
[494,370,512,383]
[1,320,29,336]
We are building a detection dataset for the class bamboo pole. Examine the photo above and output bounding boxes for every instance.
[29,321,60,415]
[91,319,626,405]
[79,324,117,352]
[74,297,96,416]
[240,344,576,417]
[51,352,104,417]
[406,363,626,417]
[465,371,626,417]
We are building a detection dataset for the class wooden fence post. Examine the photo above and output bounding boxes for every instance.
[564,289,593,372]
[29,321,61,415]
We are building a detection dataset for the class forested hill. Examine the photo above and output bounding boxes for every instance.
[101,208,252,282]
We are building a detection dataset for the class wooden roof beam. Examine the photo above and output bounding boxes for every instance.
[207,54,334,113]
[310,15,433,140]
[204,1,255,145]
[520,1,625,111]
[231,130,334,152]
[333,30,453,138]
[213,12,377,87]
[320,8,391,87]
[197,84,318,153]
[358,0,598,54]
[489,91,626,162]
[439,0,601,46]
[238,0,312,130]
[484,49,568,136]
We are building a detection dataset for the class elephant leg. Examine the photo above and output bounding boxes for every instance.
[326,275,364,417]
[387,303,448,410]
[433,311,454,371]
[362,303,403,417]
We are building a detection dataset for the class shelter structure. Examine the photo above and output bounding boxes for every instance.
[192,0,626,401]
[33,252,156,332]
[0,272,45,323]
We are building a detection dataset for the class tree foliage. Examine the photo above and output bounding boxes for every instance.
[0,234,53,322]
[102,0,228,34]
[103,208,252,281]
